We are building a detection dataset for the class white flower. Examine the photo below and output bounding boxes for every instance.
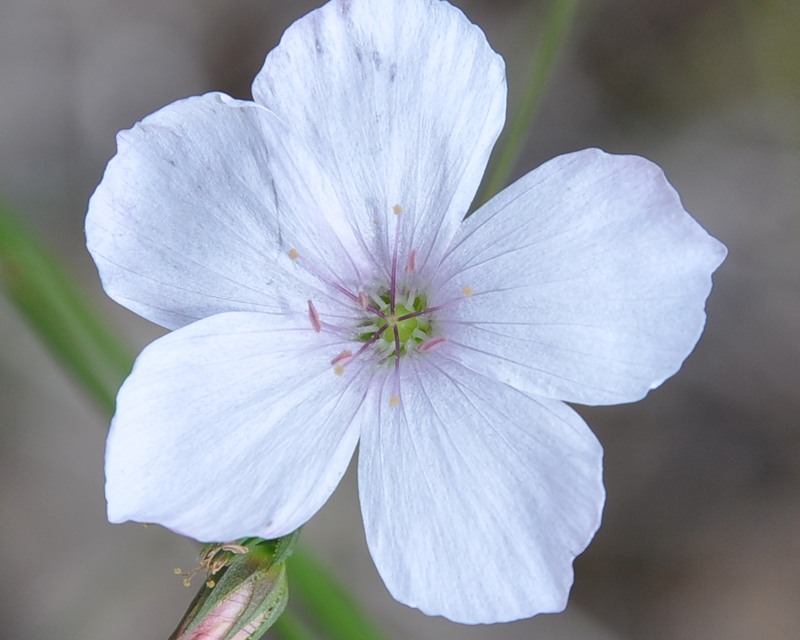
[86,0,726,624]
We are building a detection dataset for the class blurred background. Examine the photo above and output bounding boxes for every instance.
[1,0,798,638]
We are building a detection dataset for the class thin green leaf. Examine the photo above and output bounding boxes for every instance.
[0,203,130,414]
[287,549,383,640]
[476,0,581,207]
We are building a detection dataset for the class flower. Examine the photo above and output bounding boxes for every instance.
[86,0,726,625]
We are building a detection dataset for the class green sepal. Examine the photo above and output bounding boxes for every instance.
[271,528,302,568]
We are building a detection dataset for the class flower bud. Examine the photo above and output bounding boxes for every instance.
[169,534,299,640]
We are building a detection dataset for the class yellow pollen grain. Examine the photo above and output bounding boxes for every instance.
[206,580,216,589]
[288,248,299,260]
[393,204,403,215]
[173,568,183,575]
[462,285,474,297]
[182,578,192,588]
[389,395,400,407]
[334,364,345,376]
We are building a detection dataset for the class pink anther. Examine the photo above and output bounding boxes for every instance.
[330,349,353,367]
[405,249,417,274]
[358,291,369,309]
[418,336,447,352]
[307,299,322,333]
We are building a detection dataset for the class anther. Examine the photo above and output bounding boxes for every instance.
[331,349,353,367]
[219,544,249,555]
[288,248,299,260]
[358,291,369,309]
[405,249,417,274]
[462,285,474,297]
[418,336,447,352]
[307,299,321,332]
[175,565,202,587]
[393,204,403,215]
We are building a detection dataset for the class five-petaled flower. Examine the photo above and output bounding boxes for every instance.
[87,0,726,624]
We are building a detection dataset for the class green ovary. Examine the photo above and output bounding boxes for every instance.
[360,294,431,355]
[383,303,420,344]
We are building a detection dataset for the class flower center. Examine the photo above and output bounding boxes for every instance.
[359,292,432,356]
[287,196,472,407]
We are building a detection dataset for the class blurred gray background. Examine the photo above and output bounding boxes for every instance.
[1,0,799,638]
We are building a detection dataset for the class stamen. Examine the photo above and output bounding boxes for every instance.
[291,251,385,315]
[358,291,369,309]
[218,544,249,555]
[389,208,401,315]
[353,329,386,358]
[358,322,381,333]
[371,292,388,310]
[419,336,447,352]
[307,299,322,333]
[411,328,427,341]
[405,249,417,274]
[174,565,203,588]
[330,349,353,367]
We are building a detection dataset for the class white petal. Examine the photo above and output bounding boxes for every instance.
[434,149,727,405]
[252,0,506,279]
[87,92,363,330]
[358,356,604,624]
[106,312,366,542]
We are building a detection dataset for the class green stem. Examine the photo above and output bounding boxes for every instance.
[287,549,383,640]
[0,203,384,639]
[476,0,581,207]
[0,204,130,414]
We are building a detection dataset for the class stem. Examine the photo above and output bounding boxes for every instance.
[0,203,130,414]
[287,549,383,640]
[476,0,581,207]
